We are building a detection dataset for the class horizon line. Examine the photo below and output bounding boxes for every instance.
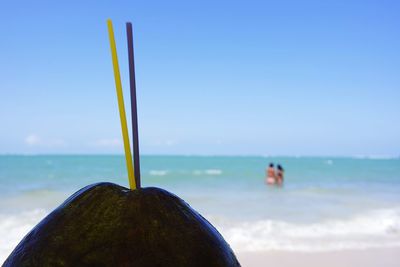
[0,153,399,159]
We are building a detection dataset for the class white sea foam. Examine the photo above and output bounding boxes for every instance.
[211,208,400,252]
[0,209,48,264]
[1,207,400,264]
[149,170,168,176]
[351,155,399,160]
[205,169,223,175]
[193,169,223,175]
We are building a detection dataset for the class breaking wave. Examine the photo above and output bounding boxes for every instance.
[149,170,168,176]
[0,209,48,264]
[212,208,400,252]
[193,169,223,175]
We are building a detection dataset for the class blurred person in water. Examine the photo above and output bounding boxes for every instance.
[276,164,284,186]
[265,163,276,185]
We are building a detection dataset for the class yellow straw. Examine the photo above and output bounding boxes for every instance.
[107,19,136,190]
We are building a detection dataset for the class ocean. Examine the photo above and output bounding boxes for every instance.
[1,155,400,262]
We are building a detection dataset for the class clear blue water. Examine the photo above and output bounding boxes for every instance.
[1,155,400,259]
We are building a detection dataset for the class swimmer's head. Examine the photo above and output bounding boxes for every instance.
[277,164,283,171]
[269,163,274,167]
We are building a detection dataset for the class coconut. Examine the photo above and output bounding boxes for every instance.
[3,182,240,267]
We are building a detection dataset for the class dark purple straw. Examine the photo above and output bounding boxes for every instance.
[126,22,141,188]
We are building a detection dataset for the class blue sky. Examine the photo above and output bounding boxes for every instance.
[0,0,399,156]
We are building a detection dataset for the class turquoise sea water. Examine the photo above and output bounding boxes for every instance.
[1,155,400,261]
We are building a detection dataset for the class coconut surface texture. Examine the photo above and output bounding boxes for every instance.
[3,182,240,267]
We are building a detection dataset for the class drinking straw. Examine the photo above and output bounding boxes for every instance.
[107,19,137,190]
[126,22,141,188]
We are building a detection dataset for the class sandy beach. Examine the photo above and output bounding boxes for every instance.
[237,247,400,267]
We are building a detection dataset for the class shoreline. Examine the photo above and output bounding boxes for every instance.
[236,247,400,267]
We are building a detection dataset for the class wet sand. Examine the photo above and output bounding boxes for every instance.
[237,247,400,267]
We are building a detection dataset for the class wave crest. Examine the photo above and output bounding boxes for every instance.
[149,170,168,176]
[0,209,48,263]
[213,209,400,252]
